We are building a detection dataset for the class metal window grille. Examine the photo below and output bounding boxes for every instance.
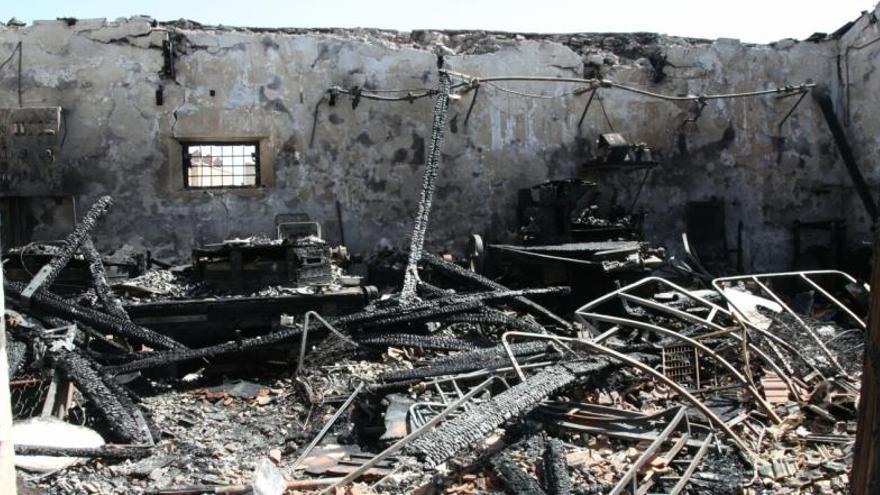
[182,142,260,189]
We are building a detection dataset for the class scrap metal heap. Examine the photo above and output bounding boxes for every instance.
[0,197,867,495]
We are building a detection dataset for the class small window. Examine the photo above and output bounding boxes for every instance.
[182,141,260,189]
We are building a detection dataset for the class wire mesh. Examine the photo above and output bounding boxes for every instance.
[10,371,51,419]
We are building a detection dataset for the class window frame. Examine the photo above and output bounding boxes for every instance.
[180,140,262,190]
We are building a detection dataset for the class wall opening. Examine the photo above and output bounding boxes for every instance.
[181,141,260,189]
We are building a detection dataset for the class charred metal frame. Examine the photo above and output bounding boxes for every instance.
[290,382,364,470]
[295,311,358,376]
[712,270,866,376]
[408,376,511,430]
[539,402,708,443]
[499,331,754,460]
[568,311,780,423]
[323,376,498,494]
[609,406,689,495]
[711,270,866,329]
[572,278,784,421]
[574,276,806,399]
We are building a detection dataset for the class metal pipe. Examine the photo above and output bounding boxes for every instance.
[798,273,866,328]
[296,311,359,376]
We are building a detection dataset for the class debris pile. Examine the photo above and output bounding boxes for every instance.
[1,194,867,494]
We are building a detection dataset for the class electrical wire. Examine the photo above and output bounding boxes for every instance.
[483,80,588,100]
[324,68,814,142]
[17,40,22,107]
[331,86,437,102]
[348,87,437,94]
[442,69,814,102]
[596,92,615,132]
[0,42,20,73]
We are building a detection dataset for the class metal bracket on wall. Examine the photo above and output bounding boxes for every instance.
[161,34,175,79]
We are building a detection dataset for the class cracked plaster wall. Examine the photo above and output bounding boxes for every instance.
[0,12,877,272]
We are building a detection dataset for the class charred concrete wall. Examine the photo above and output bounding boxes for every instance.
[0,10,877,271]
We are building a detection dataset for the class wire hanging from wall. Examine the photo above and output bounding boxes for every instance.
[596,91,616,133]
[321,68,814,140]
[0,41,23,107]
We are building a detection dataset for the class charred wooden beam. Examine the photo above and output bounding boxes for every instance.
[102,373,156,444]
[439,308,547,334]
[104,325,303,374]
[852,229,880,495]
[381,341,550,382]
[5,280,184,351]
[417,281,452,298]
[355,333,488,351]
[82,238,130,322]
[407,358,614,466]
[812,85,878,222]
[422,252,573,330]
[382,355,529,382]
[51,348,146,443]
[336,286,568,330]
[359,301,482,329]
[542,437,572,495]
[20,196,113,303]
[429,341,548,367]
[491,451,547,495]
[14,444,152,460]
[399,72,452,304]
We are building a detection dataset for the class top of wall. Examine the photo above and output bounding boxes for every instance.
[2,9,869,58]
[3,10,872,83]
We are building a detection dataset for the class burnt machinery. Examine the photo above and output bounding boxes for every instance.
[586,133,658,168]
[465,133,663,313]
[192,237,338,292]
[192,215,349,292]
[516,179,642,245]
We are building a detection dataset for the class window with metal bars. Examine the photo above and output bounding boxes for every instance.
[182,142,260,189]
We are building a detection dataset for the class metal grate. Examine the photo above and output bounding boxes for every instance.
[182,142,259,189]
[661,345,700,390]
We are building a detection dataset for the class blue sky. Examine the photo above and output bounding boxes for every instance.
[7,0,876,44]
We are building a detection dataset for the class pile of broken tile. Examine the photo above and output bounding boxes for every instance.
[3,196,867,494]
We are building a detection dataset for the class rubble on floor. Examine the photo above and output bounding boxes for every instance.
[2,195,867,494]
